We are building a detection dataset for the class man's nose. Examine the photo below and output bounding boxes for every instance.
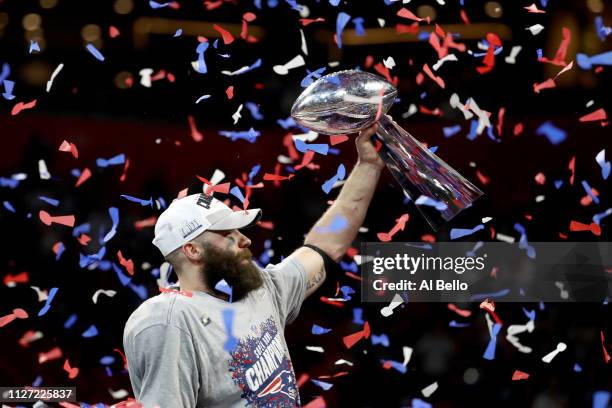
[234,230,251,249]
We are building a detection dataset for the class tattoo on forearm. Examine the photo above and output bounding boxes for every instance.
[307,268,325,291]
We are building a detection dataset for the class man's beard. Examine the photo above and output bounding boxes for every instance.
[201,244,264,301]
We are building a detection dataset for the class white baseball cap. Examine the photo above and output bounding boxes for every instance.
[152,193,262,257]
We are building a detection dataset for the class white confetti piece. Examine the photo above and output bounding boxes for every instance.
[46,63,64,93]
[92,289,117,304]
[273,55,305,75]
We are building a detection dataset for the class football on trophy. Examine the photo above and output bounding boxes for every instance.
[291,70,397,135]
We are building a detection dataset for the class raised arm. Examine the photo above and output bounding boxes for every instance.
[290,123,384,298]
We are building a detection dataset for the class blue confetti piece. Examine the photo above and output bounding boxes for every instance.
[341,261,358,273]
[101,207,120,244]
[595,17,612,41]
[470,289,510,301]
[2,79,15,100]
[129,282,147,299]
[593,208,612,225]
[581,180,600,204]
[79,246,106,268]
[54,242,65,261]
[554,180,563,189]
[412,398,432,408]
[536,121,567,145]
[215,279,233,302]
[336,12,351,49]
[230,186,246,203]
[515,222,536,259]
[595,150,610,180]
[417,31,430,41]
[3,201,16,213]
[149,0,170,8]
[38,196,60,206]
[245,102,264,120]
[352,17,365,36]
[449,320,470,328]
[64,314,78,329]
[322,164,346,194]
[443,125,461,138]
[311,379,333,390]
[537,48,543,59]
[352,307,364,325]
[29,40,40,53]
[483,323,502,360]
[415,195,448,212]
[173,28,182,37]
[120,195,153,207]
[312,324,332,335]
[248,164,261,184]
[97,153,126,168]
[213,39,219,49]
[32,375,43,387]
[100,356,115,365]
[576,51,612,70]
[467,119,479,140]
[522,307,536,321]
[0,177,19,189]
[371,334,390,347]
[277,117,296,129]
[218,128,261,143]
[38,287,59,317]
[539,0,548,7]
[301,67,326,88]
[82,324,99,338]
[340,285,355,300]
[593,391,611,408]
[72,222,91,238]
[295,139,329,155]
[86,43,105,62]
[329,0,340,4]
[194,41,209,74]
[450,224,485,240]
[573,363,582,372]
[222,309,238,352]
[0,62,10,84]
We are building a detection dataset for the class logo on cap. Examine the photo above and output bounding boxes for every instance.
[180,219,203,238]
[197,194,213,209]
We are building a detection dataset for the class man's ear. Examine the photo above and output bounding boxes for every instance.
[182,242,204,263]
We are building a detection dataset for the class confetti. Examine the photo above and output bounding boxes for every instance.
[483,323,502,360]
[193,41,209,74]
[335,12,351,49]
[59,140,79,159]
[39,211,75,227]
[421,382,438,398]
[541,342,567,363]
[222,309,238,351]
[576,51,612,70]
[97,153,126,168]
[11,99,37,116]
[38,287,59,316]
[0,308,28,327]
[512,370,530,380]
[2,79,15,100]
[85,43,105,61]
[536,121,566,145]
[321,164,346,194]
[311,324,332,335]
[213,24,235,44]
[82,324,99,338]
[342,321,370,349]
[377,214,409,242]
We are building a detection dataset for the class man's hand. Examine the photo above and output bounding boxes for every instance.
[355,123,384,169]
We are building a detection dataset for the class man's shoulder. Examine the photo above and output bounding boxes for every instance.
[123,292,194,341]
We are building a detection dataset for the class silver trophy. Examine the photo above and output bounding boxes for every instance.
[291,70,483,230]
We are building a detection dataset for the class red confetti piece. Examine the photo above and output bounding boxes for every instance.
[397,8,426,23]
[113,348,128,369]
[257,221,274,229]
[580,188,599,206]
[477,33,502,74]
[373,62,397,86]
[568,156,575,185]
[120,157,130,182]
[534,172,546,185]
[63,359,79,379]
[329,134,349,146]
[187,115,203,142]
[283,133,300,161]
[75,167,91,187]
[3,271,29,286]
[447,303,472,317]
[117,250,135,276]
[539,27,570,66]
[533,78,556,93]
[205,182,230,195]
[421,234,436,243]
[512,370,530,380]
[213,24,234,44]
[377,214,409,242]
[59,140,79,159]
[601,331,611,364]
[159,286,193,297]
[569,220,601,236]
[11,99,37,116]
[263,173,294,182]
[77,234,91,246]
[460,9,470,24]
[479,299,502,324]
[342,321,370,349]
[109,26,120,38]
[396,23,419,35]
[226,86,234,99]
[579,108,607,122]
[423,64,445,88]
[476,170,490,185]
[39,346,62,364]
[513,123,524,136]
[303,396,326,408]
[496,107,505,137]
[319,296,345,307]
[299,17,325,26]
[39,210,75,227]
[134,216,157,230]
[296,373,309,388]
[0,308,28,327]
[524,3,545,13]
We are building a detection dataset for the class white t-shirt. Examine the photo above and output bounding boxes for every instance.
[123,257,307,407]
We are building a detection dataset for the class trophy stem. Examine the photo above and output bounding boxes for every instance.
[375,115,484,230]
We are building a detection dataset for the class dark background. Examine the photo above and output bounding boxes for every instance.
[0,0,610,406]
